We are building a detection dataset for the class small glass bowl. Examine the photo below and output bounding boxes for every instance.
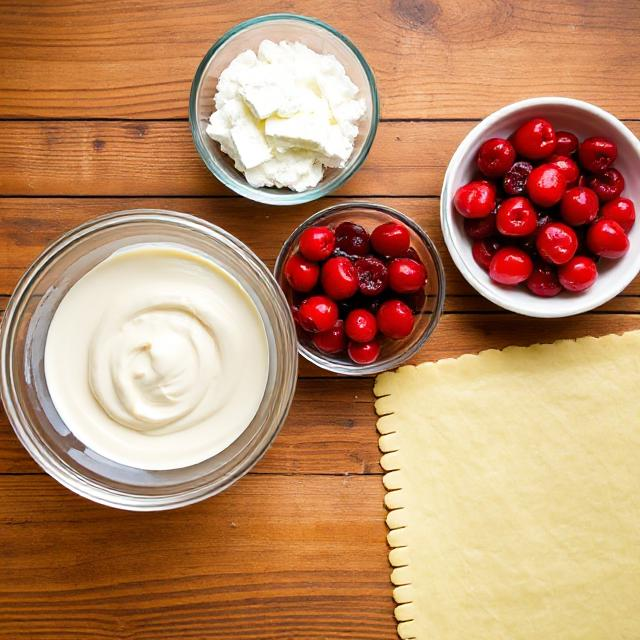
[189,13,379,205]
[274,202,446,375]
[0,210,298,511]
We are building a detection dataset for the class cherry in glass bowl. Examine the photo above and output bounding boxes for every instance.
[275,202,446,375]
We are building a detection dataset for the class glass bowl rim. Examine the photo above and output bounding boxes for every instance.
[274,201,447,375]
[0,209,299,510]
[188,12,380,206]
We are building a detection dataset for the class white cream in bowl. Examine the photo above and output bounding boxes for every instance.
[44,244,269,470]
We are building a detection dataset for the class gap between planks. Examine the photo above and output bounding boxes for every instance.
[4,295,640,313]
[1,117,639,122]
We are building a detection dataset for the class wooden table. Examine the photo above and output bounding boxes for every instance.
[0,2,638,638]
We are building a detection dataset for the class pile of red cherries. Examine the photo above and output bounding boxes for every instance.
[282,220,427,365]
[454,118,635,296]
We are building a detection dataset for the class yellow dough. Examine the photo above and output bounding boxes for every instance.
[374,331,640,640]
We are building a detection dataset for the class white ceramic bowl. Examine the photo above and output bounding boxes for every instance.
[441,97,640,318]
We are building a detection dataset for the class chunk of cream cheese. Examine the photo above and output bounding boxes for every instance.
[44,245,269,470]
[206,40,366,192]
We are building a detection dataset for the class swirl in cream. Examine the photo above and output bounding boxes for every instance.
[44,245,269,470]
[89,301,225,433]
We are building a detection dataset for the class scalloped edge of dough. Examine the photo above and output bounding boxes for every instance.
[373,330,640,640]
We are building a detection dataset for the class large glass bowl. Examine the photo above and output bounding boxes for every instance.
[275,202,446,375]
[0,210,298,510]
[189,13,379,205]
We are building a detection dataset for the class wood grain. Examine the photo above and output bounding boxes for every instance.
[0,120,467,197]
[0,474,394,640]
[2,197,640,300]
[1,0,639,119]
[0,378,381,476]
[0,197,462,296]
[1,119,639,197]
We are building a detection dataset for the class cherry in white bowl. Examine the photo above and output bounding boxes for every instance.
[441,97,640,318]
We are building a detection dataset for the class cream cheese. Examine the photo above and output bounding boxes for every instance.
[206,40,365,192]
[44,245,269,470]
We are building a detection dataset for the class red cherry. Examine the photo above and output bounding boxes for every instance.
[354,256,389,297]
[388,258,427,294]
[588,168,625,202]
[503,161,533,195]
[464,213,497,239]
[476,138,516,177]
[558,256,598,292]
[489,247,533,285]
[512,118,557,159]
[298,296,339,333]
[453,180,496,218]
[312,319,346,354]
[549,155,580,186]
[347,339,381,365]
[527,164,567,207]
[345,309,378,343]
[298,226,335,261]
[377,300,414,339]
[601,197,636,233]
[536,223,578,265]
[579,137,617,174]
[284,253,319,292]
[472,237,501,271]
[586,219,629,259]
[526,263,563,297]
[370,222,411,257]
[560,187,599,226]
[321,257,358,300]
[496,197,538,237]
[555,131,579,156]
[334,222,370,257]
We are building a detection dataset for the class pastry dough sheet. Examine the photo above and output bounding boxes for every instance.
[374,332,640,640]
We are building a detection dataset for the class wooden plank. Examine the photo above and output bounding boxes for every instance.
[444,294,640,314]
[0,474,394,640]
[0,120,465,197]
[2,288,640,316]
[0,197,456,295]
[3,313,639,474]
[1,0,639,119]
[0,378,381,476]
[2,197,640,298]
[2,119,639,197]
[295,312,640,375]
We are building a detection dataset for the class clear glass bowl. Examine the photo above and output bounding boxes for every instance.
[0,210,298,510]
[275,202,446,375]
[189,13,379,205]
